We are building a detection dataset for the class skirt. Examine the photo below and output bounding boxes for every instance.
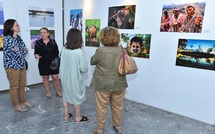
[38,62,59,76]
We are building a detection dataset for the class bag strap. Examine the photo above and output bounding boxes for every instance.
[120,46,126,55]
[59,47,64,56]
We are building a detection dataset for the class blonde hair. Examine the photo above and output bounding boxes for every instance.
[99,26,120,46]
[40,27,55,45]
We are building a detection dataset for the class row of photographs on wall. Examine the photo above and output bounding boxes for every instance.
[1,25,215,71]
[70,3,205,33]
[69,1,206,33]
[1,1,214,71]
[0,1,207,32]
[0,1,208,50]
[0,1,207,31]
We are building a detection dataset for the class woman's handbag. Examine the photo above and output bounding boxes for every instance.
[118,46,138,75]
[25,60,28,70]
[50,47,63,71]
[50,56,60,71]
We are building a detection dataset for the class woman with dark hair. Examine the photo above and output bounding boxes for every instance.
[3,19,32,112]
[60,28,89,123]
[34,27,62,98]
[91,26,128,134]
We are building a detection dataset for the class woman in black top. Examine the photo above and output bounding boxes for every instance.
[34,27,62,98]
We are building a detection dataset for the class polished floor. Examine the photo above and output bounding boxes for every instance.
[0,82,214,134]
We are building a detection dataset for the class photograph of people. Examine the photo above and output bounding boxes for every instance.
[160,2,206,33]
[34,27,62,98]
[70,9,83,32]
[108,5,136,29]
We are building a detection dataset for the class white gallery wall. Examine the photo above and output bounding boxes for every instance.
[64,0,215,124]
[0,0,63,90]
[1,0,215,125]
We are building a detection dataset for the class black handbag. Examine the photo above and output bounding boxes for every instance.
[50,56,60,71]
[25,60,28,70]
[50,47,63,71]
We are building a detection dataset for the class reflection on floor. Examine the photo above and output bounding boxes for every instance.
[0,82,213,134]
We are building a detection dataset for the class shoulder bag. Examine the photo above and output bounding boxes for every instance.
[118,46,138,75]
[50,47,63,71]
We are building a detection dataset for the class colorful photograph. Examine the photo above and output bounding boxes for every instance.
[0,1,4,25]
[70,9,83,32]
[108,5,136,29]
[120,33,151,58]
[0,29,3,51]
[30,29,55,49]
[85,19,100,47]
[160,2,206,33]
[29,6,55,27]
[176,39,215,71]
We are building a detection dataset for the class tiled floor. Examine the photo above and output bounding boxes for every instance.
[0,82,213,134]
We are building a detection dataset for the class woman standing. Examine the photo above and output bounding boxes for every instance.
[60,28,89,123]
[90,26,128,134]
[34,27,62,98]
[3,19,32,112]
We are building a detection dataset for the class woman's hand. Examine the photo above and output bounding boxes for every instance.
[25,47,29,53]
[34,54,42,59]
[14,46,19,51]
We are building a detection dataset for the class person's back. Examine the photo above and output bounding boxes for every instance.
[91,46,127,92]
[60,28,89,124]
[60,48,87,78]
[91,26,128,134]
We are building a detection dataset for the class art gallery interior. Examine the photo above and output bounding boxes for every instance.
[1,0,215,128]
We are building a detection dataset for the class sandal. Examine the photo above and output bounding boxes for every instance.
[15,105,28,112]
[63,113,73,123]
[75,116,89,124]
[22,101,34,107]
[113,126,122,134]
[92,128,103,134]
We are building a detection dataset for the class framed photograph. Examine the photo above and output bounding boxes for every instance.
[70,9,83,32]
[0,1,4,25]
[120,33,151,58]
[160,2,206,33]
[176,38,215,70]
[85,19,100,47]
[29,6,55,27]
[0,29,3,51]
[108,5,136,29]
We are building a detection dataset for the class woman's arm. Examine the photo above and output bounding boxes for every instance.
[80,51,88,73]
[34,41,42,59]
[90,48,101,65]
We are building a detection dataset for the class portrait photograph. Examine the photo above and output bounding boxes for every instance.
[85,19,100,47]
[160,2,206,33]
[108,5,136,29]
[0,1,4,25]
[70,9,83,32]
[176,38,215,71]
[120,33,151,58]
[29,6,55,27]
[30,29,55,49]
